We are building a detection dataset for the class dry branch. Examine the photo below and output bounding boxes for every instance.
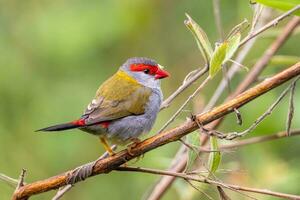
[116,166,300,200]
[218,129,300,150]
[12,61,300,200]
[147,17,300,199]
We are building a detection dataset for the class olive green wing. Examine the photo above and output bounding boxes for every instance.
[82,71,152,125]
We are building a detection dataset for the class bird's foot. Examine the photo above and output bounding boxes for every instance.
[126,138,141,156]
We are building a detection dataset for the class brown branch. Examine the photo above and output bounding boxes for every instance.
[148,129,300,200]
[204,15,300,144]
[159,76,210,133]
[234,16,300,97]
[149,129,300,200]
[12,62,300,200]
[145,8,268,199]
[146,16,300,200]
[116,166,300,200]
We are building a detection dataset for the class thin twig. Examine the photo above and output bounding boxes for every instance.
[16,169,26,190]
[179,138,197,153]
[0,173,19,188]
[204,77,300,140]
[116,166,300,200]
[250,4,264,32]
[194,129,300,152]
[144,146,186,200]
[52,185,73,200]
[213,0,224,40]
[217,186,231,200]
[228,59,249,71]
[185,179,214,200]
[207,16,300,112]
[14,169,27,198]
[149,129,300,199]
[160,66,208,110]
[240,5,300,46]
[146,17,300,199]
[159,76,210,133]
[154,12,299,197]
[205,7,271,111]
[216,129,300,150]
[11,62,300,200]
[234,17,300,98]
[286,77,297,136]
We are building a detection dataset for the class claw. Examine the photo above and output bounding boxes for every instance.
[126,138,141,156]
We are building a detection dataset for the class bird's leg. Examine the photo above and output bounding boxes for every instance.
[99,137,115,156]
[126,138,141,156]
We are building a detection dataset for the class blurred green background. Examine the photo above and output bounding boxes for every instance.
[0,0,299,199]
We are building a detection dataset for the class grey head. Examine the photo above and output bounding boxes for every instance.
[120,57,169,89]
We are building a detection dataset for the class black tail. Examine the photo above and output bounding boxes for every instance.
[36,122,80,132]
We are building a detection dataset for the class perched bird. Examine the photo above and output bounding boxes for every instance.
[37,57,169,155]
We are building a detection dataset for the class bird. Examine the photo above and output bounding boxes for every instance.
[37,57,170,155]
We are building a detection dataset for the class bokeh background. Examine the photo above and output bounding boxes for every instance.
[0,0,300,199]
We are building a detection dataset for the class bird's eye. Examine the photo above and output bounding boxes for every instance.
[143,69,150,74]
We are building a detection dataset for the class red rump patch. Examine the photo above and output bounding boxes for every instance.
[72,119,109,128]
[100,121,110,128]
[130,64,158,75]
[72,119,86,126]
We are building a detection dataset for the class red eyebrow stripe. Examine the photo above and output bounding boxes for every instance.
[130,64,158,75]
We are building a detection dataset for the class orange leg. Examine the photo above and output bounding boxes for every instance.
[99,137,115,156]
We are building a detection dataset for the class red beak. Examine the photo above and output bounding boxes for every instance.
[155,67,170,79]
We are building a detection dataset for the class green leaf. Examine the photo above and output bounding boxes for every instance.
[225,32,241,62]
[208,136,221,175]
[226,19,249,39]
[209,42,228,78]
[185,14,213,64]
[254,0,300,16]
[186,132,201,171]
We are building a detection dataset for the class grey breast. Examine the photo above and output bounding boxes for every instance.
[105,88,162,144]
